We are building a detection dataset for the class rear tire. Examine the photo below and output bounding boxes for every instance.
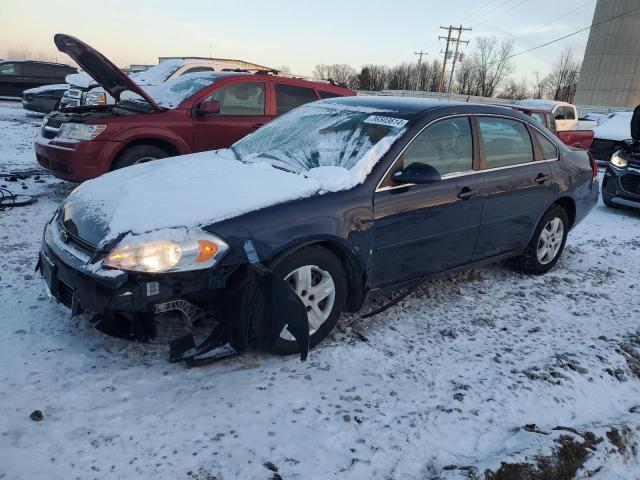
[270,246,347,355]
[112,145,169,170]
[514,205,569,274]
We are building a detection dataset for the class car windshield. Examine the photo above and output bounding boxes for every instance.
[125,72,219,109]
[233,102,409,173]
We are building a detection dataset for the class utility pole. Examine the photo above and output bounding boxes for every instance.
[413,50,429,90]
[438,26,453,93]
[447,25,471,93]
[438,25,471,93]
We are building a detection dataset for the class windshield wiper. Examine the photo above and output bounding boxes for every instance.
[230,145,244,163]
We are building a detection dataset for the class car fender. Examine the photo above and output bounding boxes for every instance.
[109,127,191,161]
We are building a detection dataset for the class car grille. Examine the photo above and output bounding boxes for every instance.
[58,280,74,308]
[57,218,98,256]
[620,174,640,195]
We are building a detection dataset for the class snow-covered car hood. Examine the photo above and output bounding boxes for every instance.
[593,112,632,141]
[59,150,360,248]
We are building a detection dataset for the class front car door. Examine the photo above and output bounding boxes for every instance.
[371,116,483,288]
[192,79,271,151]
[473,115,555,260]
[0,62,21,96]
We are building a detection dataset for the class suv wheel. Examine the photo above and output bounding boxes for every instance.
[515,205,569,274]
[270,246,347,355]
[112,145,169,170]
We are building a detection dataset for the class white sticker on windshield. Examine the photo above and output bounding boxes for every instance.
[364,115,408,128]
[193,79,213,86]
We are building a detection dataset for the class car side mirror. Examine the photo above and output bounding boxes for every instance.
[195,99,220,116]
[393,162,441,185]
[631,105,640,142]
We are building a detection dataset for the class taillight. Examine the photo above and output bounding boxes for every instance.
[587,151,598,178]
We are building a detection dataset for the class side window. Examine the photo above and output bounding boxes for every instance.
[478,117,534,169]
[554,107,566,120]
[534,131,558,160]
[275,84,318,115]
[564,106,576,120]
[0,63,18,75]
[401,117,473,176]
[546,113,557,133]
[209,82,265,116]
[319,90,342,99]
[21,63,47,76]
[529,112,545,126]
[182,67,215,74]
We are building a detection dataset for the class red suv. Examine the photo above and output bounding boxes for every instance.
[35,34,355,182]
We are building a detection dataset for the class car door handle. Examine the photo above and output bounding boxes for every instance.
[457,187,478,200]
[535,173,551,184]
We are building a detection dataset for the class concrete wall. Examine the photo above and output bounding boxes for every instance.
[574,0,640,108]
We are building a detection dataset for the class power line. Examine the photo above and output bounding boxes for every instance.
[512,0,595,41]
[495,3,640,63]
[473,0,529,29]
[457,0,506,25]
[472,0,519,26]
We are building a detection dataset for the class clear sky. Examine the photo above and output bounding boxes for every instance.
[1,0,597,81]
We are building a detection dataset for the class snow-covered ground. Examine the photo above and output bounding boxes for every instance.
[1,99,640,479]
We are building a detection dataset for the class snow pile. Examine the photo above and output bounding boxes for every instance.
[593,112,633,141]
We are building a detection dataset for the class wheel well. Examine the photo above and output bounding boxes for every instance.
[112,138,180,169]
[272,240,366,313]
[553,197,576,228]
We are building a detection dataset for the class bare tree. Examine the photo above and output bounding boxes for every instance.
[313,64,358,89]
[531,71,547,99]
[545,48,581,103]
[5,46,56,62]
[472,36,515,97]
[278,65,292,74]
[498,76,529,100]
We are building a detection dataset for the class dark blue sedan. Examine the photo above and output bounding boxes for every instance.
[38,96,599,362]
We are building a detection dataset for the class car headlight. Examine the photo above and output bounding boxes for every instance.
[103,229,229,273]
[58,123,107,141]
[610,150,628,169]
[85,91,106,105]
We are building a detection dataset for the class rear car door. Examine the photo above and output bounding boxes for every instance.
[192,79,270,151]
[371,116,483,287]
[473,116,554,260]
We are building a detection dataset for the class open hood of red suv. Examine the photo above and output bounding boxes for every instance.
[54,33,163,111]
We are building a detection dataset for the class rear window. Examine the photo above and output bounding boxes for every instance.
[319,90,342,99]
[275,84,318,115]
[478,117,534,169]
[534,130,558,160]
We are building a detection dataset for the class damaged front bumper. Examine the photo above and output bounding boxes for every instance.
[37,219,310,362]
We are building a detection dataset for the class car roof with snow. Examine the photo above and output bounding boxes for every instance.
[324,95,532,119]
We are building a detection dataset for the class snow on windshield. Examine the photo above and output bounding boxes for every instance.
[234,102,409,181]
[138,72,218,108]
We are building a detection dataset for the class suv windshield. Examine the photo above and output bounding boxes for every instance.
[234,102,409,173]
[126,72,219,109]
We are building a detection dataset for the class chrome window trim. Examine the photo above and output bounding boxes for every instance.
[375,112,559,193]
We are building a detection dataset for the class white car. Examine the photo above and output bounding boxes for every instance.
[590,111,634,164]
[517,99,597,132]
[62,57,273,107]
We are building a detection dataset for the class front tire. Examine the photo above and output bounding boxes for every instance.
[515,205,569,274]
[270,246,347,355]
[112,145,169,170]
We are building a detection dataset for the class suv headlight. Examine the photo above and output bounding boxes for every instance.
[610,150,628,169]
[58,123,107,141]
[86,91,106,105]
[103,229,229,273]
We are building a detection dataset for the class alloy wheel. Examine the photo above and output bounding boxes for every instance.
[536,217,564,265]
[280,264,336,341]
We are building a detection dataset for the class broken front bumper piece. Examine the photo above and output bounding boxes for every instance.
[37,236,310,364]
